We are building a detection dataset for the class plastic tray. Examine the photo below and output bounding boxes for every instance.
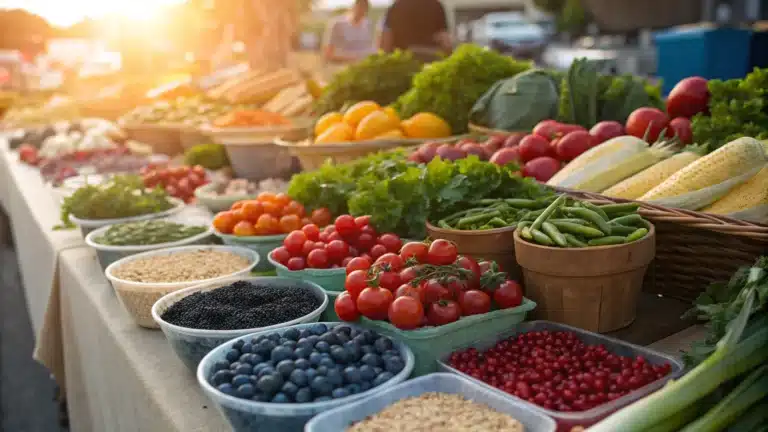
[197,322,415,432]
[214,230,286,272]
[359,298,537,377]
[268,254,346,292]
[437,320,685,431]
[306,373,556,432]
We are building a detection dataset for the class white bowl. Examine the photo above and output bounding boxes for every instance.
[104,245,259,328]
[70,196,186,236]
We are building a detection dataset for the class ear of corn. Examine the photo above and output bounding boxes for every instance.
[547,135,649,186]
[602,148,704,199]
[703,164,768,223]
[639,137,767,209]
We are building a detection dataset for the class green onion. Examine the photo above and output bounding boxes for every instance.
[725,401,768,432]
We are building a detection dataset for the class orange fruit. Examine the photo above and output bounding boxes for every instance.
[314,112,343,136]
[355,111,401,141]
[401,112,452,139]
[315,122,354,144]
[383,106,401,123]
[373,129,405,140]
[342,101,381,128]
[232,220,256,236]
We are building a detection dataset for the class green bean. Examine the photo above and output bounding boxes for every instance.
[438,220,452,229]
[609,224,638,236]
[626,227,649,242]
[457,210,502,228]
[517,221,531,231]
[531,194,567,231]
[530,228,555,246]
[563,207,612,235]
[521,209,546,221]
[564,233,587,248]
[521,226,533,240]
[471,199,504,205]
[503,198,543,209]
[442,208,480,224]
[587,236,628,246]
[488,217,508,228]
[598,202,641,216]
[580,201,610,221]
[550,221,605,238]
[548,218,589,225]
[609,214,645,227]
[542,222,568,247]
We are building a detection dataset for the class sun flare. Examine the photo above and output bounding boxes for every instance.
[21,0,186,27]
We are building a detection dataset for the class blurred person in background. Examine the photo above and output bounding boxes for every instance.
[378,0,452,61]
[322,0,376,64]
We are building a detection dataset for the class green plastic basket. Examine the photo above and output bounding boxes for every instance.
[267,254,347,292]
[358,298,537,376]
[320,290,341,322]
[213,229,286,272]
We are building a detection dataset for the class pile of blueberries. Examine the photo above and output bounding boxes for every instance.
[209,323,407,403]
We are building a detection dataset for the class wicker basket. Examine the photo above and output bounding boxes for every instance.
[560,189,768,303]
[468,122,526,136]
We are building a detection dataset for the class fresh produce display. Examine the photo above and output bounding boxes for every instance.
[334,239,524,329]
[199,178,288,198]
[206,68,310,108]
[313,51,422,116]
[270,215,404,270]
[516,195,650,248]
[591,257,767,431]
[394,44,533,133]
[93,220,207,246]
[2,95,81,127]
[183,143,230,170]
[160,280,323,330]
[447,330,673,413]
[111,249,251,283]
[313,101,451,143]
[430,196,556,231]
[58,175,175,228]
[211,193,324,236]
[206,324,406,402]
[346,392,525,431]
[140,164,210,203]
[119,96,260,126]
[212,110,290,128]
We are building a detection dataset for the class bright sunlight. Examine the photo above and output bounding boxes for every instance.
[4,0,186,26]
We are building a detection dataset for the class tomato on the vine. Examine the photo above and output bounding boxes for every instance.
[427,300,461,326]
[399,266,420,285]
[270,246,291,264]
[369,244,388,260]
[479,260,502,274]
[493,280,524,309]
[374,253,405,272]
[455,256,481,290]
[377,271,402,292]
[443,276,469,298]
[326,240,350,263]
[307,249,330,269]
[378,233,403,253]
[345,256,371,274]
[400,241,428,263]
[427,239,458,265]
[395,283,425,304]
[301,223,320,241]
[334,215,358,238]
[334,291,360,322]
[356,286,393,320]
[458,290,491,316]
[422,279,454,304]
[345,270,369,300]
[388,296,424,330]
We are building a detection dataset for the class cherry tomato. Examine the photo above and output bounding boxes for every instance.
[273,193,291,207]
[192,165,205,176]
[257,191,277,202]
[388,296,424,330]
[458,290,491,316]
[277,214,300,233]
[301,240,320,257]
[284,231,308,255]
[286,256,306,271]
[282,200,306,217]
[307,248,330,269]
[334,215,358,238]
[354,215,371,228]
[427,300,461,326]
[400,242,429,263]
[377,271,402,292]
[262,201,282,217]
[232,220,256,236]
[369,244,388,260]
[356,233,377,252]
[231,200,248,211]
[377,233,403,254]
[427,239,458,265]
[327,231,344,242]
[455,256,481,290]
[301,223,320,241]
[240,201,263,222]
[212,211,237,234]
[326,240,350,263]
[399,266,420,285]
[165,185,178,197]
[345,270,369,300]
[493,280,524,309]
[359,224,377,236]
[444,276,469,298]
[270,246,291,264]
[255,214,280,234]
[665,117,693,144]
[318,232,330,243]
[310,208,332,227]
[478,260,502,274]
[346,257,371,274]
[374,253,405,272]
[334,291,360,322]
[324,225,336,233]
[422,279,453,304]
[356,286,394,320]
[395,283,425,303]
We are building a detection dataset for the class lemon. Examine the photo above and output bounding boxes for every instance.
[343,101,381,128]
[355,111,401,141]
[401,112,452,139]
[315,122,354,144]
[314,112,343,137]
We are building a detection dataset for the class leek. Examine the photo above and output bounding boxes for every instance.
[643,402,702,432]
[726,401,768,432]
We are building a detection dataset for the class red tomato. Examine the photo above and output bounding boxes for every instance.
[369,244,388,260]
[301,224,321,241]
[493,280,523,309]
[532,120,560,141]
[484,135,506,152]
[377,271,402,292]
[286,257,306,271]
[422,279,453,304]
[444,276,469,298]
[666,76,709,119]
[626,107,670,142]
[427,300,461,326]
[377,233,403,253]
[418,141,440,162]
[283,231,308,255]
[326,240,350,263]
[310,208,332,227]
[359,224,377,236]
[665,117,693,144]
[345,256,371,274]
[435,144,466,161]
[460,142,488,160]
[354,215,371,228]
[555,131,594,162]
[489,147,521,166]
[426,239,458,265]
[356,287,394,320]
[327,231,344,242]
[356,233,377,252]
[300,240,319,257]
[522,157,561,182]
[395,283,425,303]
[345,270,369,300]
[518,134,553,163]
[307,249,330,269]
[375,253,405,272]
[341,256,354,267]
[503,133,526,148]
[398,266,420,285]
[400,242,428,263]
[458,290,491,316]
[407,152,424,163]
[334,292,360,322]
[334,215,358,238]
[589,121,625,144]
[18,144,40,165]
[388,296,424,330]
[271,246,291,264]
[455,256,481,290]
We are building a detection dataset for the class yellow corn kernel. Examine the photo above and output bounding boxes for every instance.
[547,135,649,186]
[703,165,768,214]
[602,151,701,199]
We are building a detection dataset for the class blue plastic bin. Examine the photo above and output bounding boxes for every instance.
[655,26,752,94]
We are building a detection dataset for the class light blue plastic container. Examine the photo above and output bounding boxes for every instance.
[214,230,287,272]
[305,373,556,432]
[268,254,346,292]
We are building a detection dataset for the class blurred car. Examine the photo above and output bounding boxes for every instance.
[475,12,548,58]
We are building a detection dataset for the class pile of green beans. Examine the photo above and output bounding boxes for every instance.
[434,197,558,231]
[518,195,651,248]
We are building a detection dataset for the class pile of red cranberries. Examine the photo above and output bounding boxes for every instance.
[448,330,672,412]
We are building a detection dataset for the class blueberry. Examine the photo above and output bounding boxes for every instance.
[252,363,267,375]
[309,352,323,366]
[225,349,240,363]
[252,393,270,402]
[212,370,234,386]
[233,339,245,349]
[294,346,311,359]
[319,357,336,369]
[315,341,331,353]
[217,383,235,395]
[283,328,300,341]
[326,368,343,387]
[310,376,333,396]
[268,333,281,342]
[250,337,262,346]
[373,367,383,375]
[257,373,283,395]
[295,387,313,403]
[361,330,377,344]
[282,340,297,350]
[271,393,291,403]
[319,332,339,346]
[295,358,311,370]
[349,328,359,338]
[360,345,376,355]
[310,323,328,335]
[373,371,394,387]
[362,353,382,367]
[333,325,352,335]
[250,354,265,364]
[343,366,362,384]
[360,381,372,391]
[239,354,252,364]
[336,332,350,344]
[281,381,299,398]
[374,337,393,354]
[279,337,290,345]
[353,335,368,346]
[236,384,255,399]
[385,349,399,357]
[249,376,259,386]
[330,346,349,364]
[258,366,277,378]
[346,383,362,394]
[299,329,312,339]
[359,365,376,382]
[385,356,405,374]
[314,396,332,402]
[305,368,318,382]
[229,362,242,371]
[271,346,293,363]
[289,369,308,387]
[316,365,329,376]
[344,342,362,362]
[213,360,230,372]
[276,360,295,377]
[241,343,253,354]
[331,387,350,399]
[297,338,313,350]
[257,340,276,357]
[234,364,253,376]
[232,374,250,387]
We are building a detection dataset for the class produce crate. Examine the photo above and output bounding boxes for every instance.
[561,189,768,303]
